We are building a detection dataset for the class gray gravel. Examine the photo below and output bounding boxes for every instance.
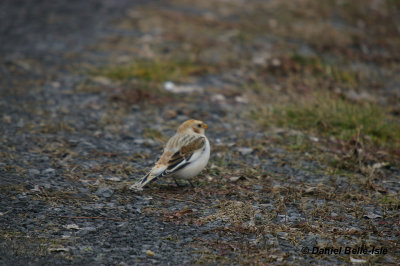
[1,0,399,264]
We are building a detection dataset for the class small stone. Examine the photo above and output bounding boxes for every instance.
[234,95,249,104]
[78,187,90,193]
[42,168,55,175]
[350,257,367,264]
[304,186,318,194]
[163,81,203,94]
[229,176,243,182]
[30,185,40,192]
[95,187,114,198]
[107,176,121,182]
[17,193,28,200]
[28,169,40,176]
[237,147,253,155]
[91,76,113,86]
[372,162,389,169]
[253,185,263,190]
[252,52,270,66]
[268,18,278,28]
[255,213,263,220]
[51,81,61,88]
[130,184,143,192]
[344,90,372,102]
[48,247,70,253]
[165,110,177,119]
[163,81,175,91]
[363,212,382,219]
[271,58,281,67]
[64,224,81,230]
[2,115,11,123]
[81,227,96,232]
[211,94,226,102]
[16,118,24,128]
[61,234,71,239]
[277,232,288,239]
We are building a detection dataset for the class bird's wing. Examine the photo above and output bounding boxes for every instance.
[130,135,206,190]
[162,135,206,175]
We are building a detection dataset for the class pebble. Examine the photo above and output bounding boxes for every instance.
[42,168,56,175]
[236,147,253,155]
[28,169,40,176]
[95,187,114,198]
[254,213,264,221]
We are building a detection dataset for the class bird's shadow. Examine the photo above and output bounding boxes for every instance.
[150,179,195,192]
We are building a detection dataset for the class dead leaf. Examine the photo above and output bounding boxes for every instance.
[175,209,193,217]
[145,250,155,256]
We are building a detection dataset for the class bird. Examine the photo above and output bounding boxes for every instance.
[130,119,210,191]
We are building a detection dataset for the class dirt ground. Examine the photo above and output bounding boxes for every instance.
[1,0,399,264]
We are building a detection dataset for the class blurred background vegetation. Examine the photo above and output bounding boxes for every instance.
[88,0,400,166]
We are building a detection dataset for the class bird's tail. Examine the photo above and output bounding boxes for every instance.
[130,170,159,191]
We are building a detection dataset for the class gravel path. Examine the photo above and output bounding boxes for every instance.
[1,0,399,264]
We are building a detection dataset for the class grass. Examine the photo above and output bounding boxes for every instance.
[143,128,167,142]
[290,53,358,85]
[252,93,400,146]
[92,59,213,83]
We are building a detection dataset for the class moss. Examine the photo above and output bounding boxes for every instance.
[92,59,212,83]
[193,249,230,264]
[291,53,358,85]
[199,200,256,225]
[0,233,70,257]
[380,195,400,207]
[252,93,400,146]
[143,128,167,142]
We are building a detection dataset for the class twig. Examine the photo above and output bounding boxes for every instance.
[49,215,126,222]
[152,195,209,205]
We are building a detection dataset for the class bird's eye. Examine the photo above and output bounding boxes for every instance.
[197,124,202,128]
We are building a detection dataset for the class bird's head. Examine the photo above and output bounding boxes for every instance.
[177,119,208,135]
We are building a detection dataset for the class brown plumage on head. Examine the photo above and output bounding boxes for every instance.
[177,119,208,135]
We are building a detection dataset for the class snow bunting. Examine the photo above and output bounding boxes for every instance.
[130,119,210,190]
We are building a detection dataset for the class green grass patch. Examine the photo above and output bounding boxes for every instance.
[252,94,400,145]
[291,53,358,85]
[92,59,213,82]
[379,195,400,207]
[143,128,167,142]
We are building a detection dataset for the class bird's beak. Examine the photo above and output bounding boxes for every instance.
[203,123,208,129]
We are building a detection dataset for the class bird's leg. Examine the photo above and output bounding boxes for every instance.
[188,180,195,188]
[173,177,182,187]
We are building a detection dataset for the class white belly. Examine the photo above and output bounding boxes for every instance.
[175,138,210,179]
